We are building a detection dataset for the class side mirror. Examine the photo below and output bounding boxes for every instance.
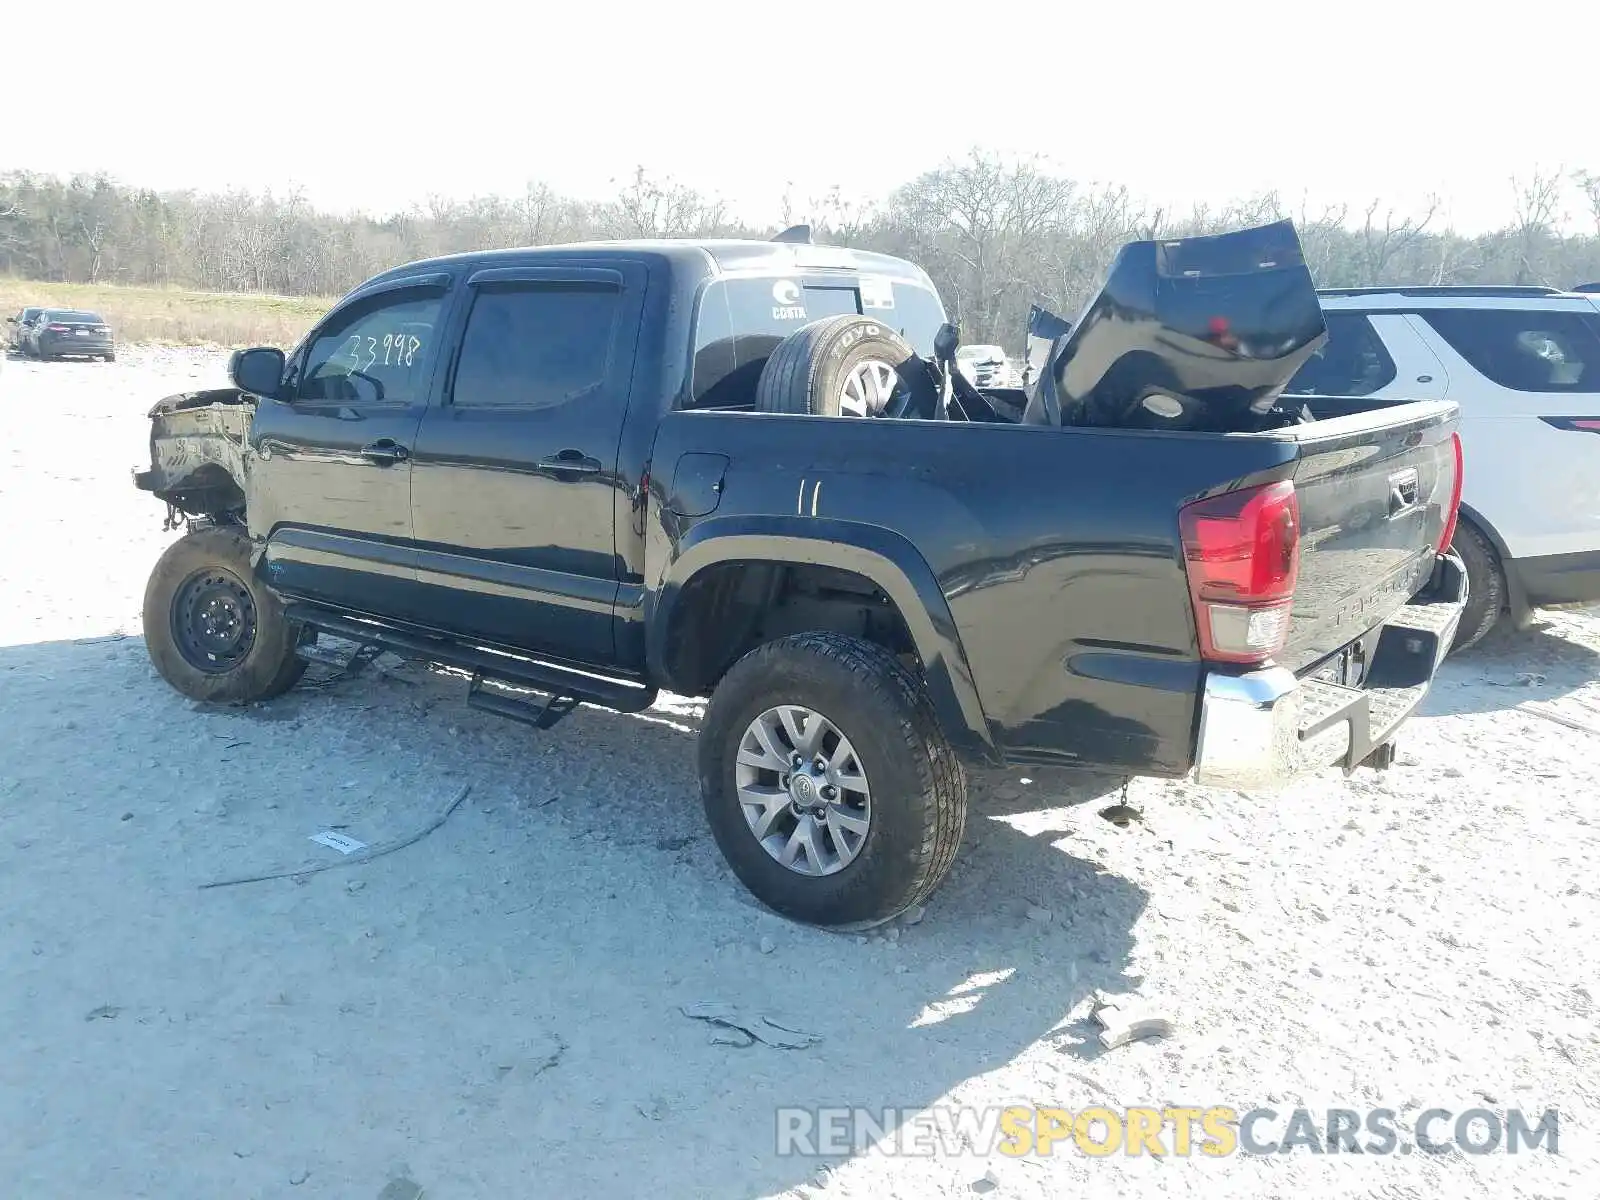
[229,346,286,398]
[4,316,14,325]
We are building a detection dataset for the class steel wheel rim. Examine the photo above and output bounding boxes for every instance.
[735,704,872,876]
[839,358,900,417]
[171,567,258,674]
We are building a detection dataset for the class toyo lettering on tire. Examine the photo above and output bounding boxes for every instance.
[755,314,938,418]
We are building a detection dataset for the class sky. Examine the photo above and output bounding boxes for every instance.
[8,0,1597,235]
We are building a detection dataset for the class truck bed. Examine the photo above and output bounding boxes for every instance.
[656,388,1458,773]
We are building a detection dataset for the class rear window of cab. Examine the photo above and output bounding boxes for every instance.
[687,274,946,409]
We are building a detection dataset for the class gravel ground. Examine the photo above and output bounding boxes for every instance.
[0,346,1596,1199]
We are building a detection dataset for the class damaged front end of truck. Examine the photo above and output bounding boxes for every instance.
[132,387,254,527]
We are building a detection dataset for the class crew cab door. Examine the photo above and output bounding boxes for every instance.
[407,263,646,664]
[250,274,453,617]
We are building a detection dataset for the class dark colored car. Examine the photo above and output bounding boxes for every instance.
[132,231,1466,927]
[6,306,46,353]
[28,309,115,361]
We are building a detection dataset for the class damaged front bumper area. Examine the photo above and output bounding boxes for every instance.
[1192,552,1467,791]
[132,394,253,517]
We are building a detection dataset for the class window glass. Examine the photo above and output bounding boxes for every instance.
[297,289,443,405]
[453,283,621,409]
[1283,313,1397,396]
[688,275,946,408]
[1420,309,1600,393]
[689,284,736,409]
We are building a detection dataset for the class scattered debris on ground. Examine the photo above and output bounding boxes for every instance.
[680,1002,822,1050]
[200,784,471,889]
[1091,992,1176,1051]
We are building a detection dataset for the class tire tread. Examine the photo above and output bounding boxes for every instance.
[754,315,933,418]
[142,525,306,703]
[1450,521,1505,652]
[700,631,967,925]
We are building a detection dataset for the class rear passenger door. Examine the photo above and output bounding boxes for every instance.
[407,263,647,664]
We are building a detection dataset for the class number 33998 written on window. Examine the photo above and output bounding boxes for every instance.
[339,331,423,372]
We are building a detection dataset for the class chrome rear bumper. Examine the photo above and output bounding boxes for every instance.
[1192,552,1467,791]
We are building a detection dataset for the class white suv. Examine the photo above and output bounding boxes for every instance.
[1284,286,1600,650]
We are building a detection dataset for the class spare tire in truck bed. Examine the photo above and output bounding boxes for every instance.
[755,314,938,418]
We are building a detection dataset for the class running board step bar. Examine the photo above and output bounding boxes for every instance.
[294,637,383,675]
[283,604,658,725]
[466,675,582,730]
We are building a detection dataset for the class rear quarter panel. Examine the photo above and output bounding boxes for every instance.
[648,412,1299,774]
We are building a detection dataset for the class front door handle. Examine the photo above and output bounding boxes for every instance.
[360,439,409,466]
[540,449,602,475]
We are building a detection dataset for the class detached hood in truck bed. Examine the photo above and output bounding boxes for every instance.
[1024,219,1328,432]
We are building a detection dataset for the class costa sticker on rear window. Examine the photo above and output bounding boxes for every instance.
[860,275,896,311]
[771,279,807,321]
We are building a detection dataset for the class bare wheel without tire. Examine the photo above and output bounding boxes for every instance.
[755,314,938,419]
[698,632,966,927]
[142,525,307,703]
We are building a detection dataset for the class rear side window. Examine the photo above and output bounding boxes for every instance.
[1419,309,1600,392]
[1283,312,1397,396]
[452,283,621,409]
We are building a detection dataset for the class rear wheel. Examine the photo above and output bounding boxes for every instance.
[143,525,306,703]
[698,632,966,928]
[1449,521,1505,652]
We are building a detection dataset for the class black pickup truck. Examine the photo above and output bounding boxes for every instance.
[133,225,1467,927]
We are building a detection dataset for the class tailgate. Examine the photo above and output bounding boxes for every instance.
[1269,398,1460,672]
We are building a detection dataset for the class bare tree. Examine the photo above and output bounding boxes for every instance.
[1576,170,1600,237]
[603,167,731,239]
[515,181,570,247]
[782,184,875,246]
[8,158,1600,345]
[1510,169,1565,284]
[889,151,1076,339]
[1354,198,1437,286]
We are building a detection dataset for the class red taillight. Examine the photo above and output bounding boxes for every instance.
[1179,479,1300,664]
[46,324,70,332]
[1437,431,1464,554]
